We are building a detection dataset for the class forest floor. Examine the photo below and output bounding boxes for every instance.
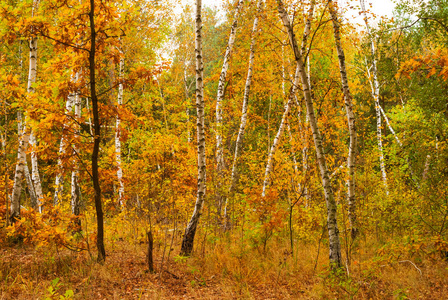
[1,223,448,299]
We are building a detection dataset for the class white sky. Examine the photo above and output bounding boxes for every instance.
[199,0,396,20]
[173,0,397,28]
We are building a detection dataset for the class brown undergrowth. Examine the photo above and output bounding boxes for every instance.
[1,217,448,299]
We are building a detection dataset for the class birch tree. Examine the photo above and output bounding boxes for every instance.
[53,94,75,205]
[261,68,299,197]
[115,57,125,206]
[261,0,314,197]
[361,0,388,194]
[180,0,206,256]
[10,1,39,221]
[71,87,81,219]
[277,0,342,267]
[226,0,263,225]
[215,0,244,218]
[329,0,358,239]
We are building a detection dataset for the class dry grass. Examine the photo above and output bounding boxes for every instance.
[1,219,448,300]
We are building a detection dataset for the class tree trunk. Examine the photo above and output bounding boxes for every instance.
[180,0,206,257]
[329,0,358,239]
[24,162,37,208]
[116,57,125,206]
[53,93,76,205]
[261,0,314,197]
[10,32,38,222]
[361,0,388,194]
[89,0,106,262]
[261,67,299,197]
[71,84,81,218]
[29,132,43,209]
[277,0,342,268]
[215,0,244,218]
[226,0,263,226]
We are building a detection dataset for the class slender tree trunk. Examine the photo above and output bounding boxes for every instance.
[226,0,263,226]
[180,0,206,256]
[24,163,37,208]
[71,83,81,218]
[299,0,314,204]
[29,132,43,208]
[329,0,358,239]
[261,0,314,197]
[361,0,388,194]
[116,57,125,206]
[262,67,299,197]
[184,66,192,143]
[379,104,402,146]
[277,0,342,268]
[89,0,106,262]
[215,0,244,218]
[10,30,38,222]
[53,93,76,205]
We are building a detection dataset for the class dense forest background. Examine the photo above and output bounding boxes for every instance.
[1,0,448,298]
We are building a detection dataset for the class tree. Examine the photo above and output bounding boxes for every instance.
[180,0,206,256]
[329,0,358,239]
[277,0,342,268]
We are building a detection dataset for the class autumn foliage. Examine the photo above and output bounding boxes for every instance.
[1,0,448,298]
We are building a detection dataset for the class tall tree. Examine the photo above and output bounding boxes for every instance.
[53,94,75,205]
[227,0,263,226]
[329,0,358,239]
[180,0,206,256]
[88,0,106,262]
[10,0,39,221]
[361,0,388,194]
[115,56,125,206]
[215,0,244,218]
[277,0,342,267]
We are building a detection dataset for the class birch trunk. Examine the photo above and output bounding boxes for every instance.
[180,0,206,256]
[261,0,314,198]
[277,0,342,267]
[71,81,81,217]
[24,163,37,208]
[29,132,44,211]
[226,0,263,225]
[184,66,192,143]
[116,58,125,206]
[53,95,75,205]
[329,0,358,239]
[379,104,402,146]
[215,0,244,218]
[361,0,388,194]
[10,31,38,222]
[299,0,314,203]
[262,66,299,197]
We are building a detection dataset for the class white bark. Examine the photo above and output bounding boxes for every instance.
[226,0,263,222]
[180,0,206,256]
[24,163,37,207]
[53,94,75,205]
[277,0,342,267]
[379,104,402,147]
[10,31,38,220]
[29,132,43,211]
[116,58,125,206]
[71,91,81,216]
[329,0,358,238]
[262,66,300,197]
[261,0,314,198]
[184,65,192,143]
[361,0,388,194]
[215,0,244,216]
